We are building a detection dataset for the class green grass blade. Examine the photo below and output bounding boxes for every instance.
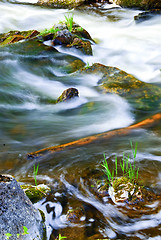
[136,168,139,180]
[33,164,39,186]
[115,155,117,178]
[126,155,129,171]
[102,154,112,182]
[112,169,114,183]
[120,161,123,171]
[130,141,138,159]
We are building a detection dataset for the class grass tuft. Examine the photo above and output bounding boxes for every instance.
[102,142,139,186]
[65,13,74,32]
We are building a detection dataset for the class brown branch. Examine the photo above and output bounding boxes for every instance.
[27,112,161,158]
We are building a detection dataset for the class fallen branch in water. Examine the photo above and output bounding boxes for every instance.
[27,112,161,159]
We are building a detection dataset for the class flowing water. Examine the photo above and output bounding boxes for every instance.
[0,1,161,239]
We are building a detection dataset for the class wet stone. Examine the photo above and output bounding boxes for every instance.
[79,63,161,111]
[67,37,93,55]
[66,208,84,223]
[64,59,86,73]
[109,177,143,205]
[56,88,79,103]
[134,9,161,23]
[0,174,44,240]
[53,29,73,45]
[71,23,94,42]
[0,30,40,47]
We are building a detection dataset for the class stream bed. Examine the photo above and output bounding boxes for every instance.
[0,1,161,239]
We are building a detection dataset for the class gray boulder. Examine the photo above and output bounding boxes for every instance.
[0,174,44,240]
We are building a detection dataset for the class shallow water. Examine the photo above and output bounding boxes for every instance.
[0,1,161,239]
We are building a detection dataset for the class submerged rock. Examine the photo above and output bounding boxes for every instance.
[66,208,84,223]
[80,63,161,111]
[0,174,44,240]
[64,59,86,73]
[134,9,161,23]
[2,38,58,56]
[56,88,79,103]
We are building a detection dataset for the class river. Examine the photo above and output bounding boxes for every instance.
[0,1,161,239]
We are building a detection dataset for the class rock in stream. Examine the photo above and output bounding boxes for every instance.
[0,174,44,240]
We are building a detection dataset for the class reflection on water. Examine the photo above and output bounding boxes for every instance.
[0,1,161,240]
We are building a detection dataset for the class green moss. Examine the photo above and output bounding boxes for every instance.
[113,177,132,192]
[64,59,85,73]
[21,184,50,202]
[80,63,161,111]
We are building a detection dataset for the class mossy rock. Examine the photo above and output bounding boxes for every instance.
[1,38,58,56]
[93,176,159,206]
[21,184,51,202]
[0,30,40,47]
[0,21,94,56]
[37,0,85,9]
[71,23,94,42]
[108,176,160,206]
[109,176,142,204]
[40,22,94,55]
[67,37,93,55]
[56,88,79,103]
[64,59,86,73]
[80,63,161,111]
[114,0,161,10]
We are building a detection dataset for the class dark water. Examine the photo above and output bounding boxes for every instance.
[0,1,161,239]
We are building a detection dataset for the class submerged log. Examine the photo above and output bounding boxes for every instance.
[27,112,161,159]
